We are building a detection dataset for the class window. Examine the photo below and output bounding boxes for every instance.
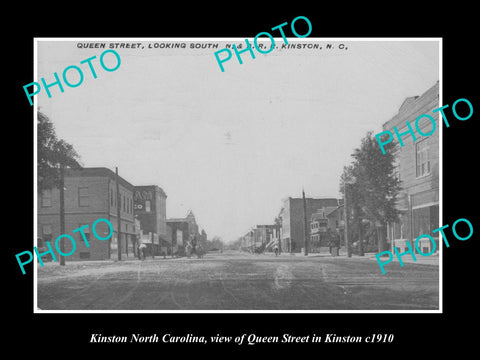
[145,200,151,212]
[78,187,89,207]
[78,223,91,242]
[79,252,91,259]
[122,195,126,212]
[110,188,114,207]
[416,140,430,177]
[42,224,53,242]
[41,189,52,207]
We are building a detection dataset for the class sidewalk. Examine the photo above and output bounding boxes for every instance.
[364,252,439,266]
[268,250,439,265]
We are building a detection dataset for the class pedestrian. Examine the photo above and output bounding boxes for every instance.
[335,231,341,256]
[139,243,147,260]
[197,244,203,259]
[273,239,279,257]
[326,228,333,254]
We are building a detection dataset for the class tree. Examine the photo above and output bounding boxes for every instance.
[38,111,82,194]
[339,164,364,255]
[206,236,224,252]
[38,111,82,266]
[341,132,401,253]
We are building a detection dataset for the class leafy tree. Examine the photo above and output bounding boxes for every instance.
[38,111,82,194]
[339,164,365,255]
[206,236,224,251]
[340,132,401,253]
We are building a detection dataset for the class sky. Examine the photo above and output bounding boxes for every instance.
[36,38,440,243]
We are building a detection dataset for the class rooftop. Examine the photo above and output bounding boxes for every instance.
[134,184,167,197]
[65,167,134,190]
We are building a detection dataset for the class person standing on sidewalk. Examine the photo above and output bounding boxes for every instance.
[139,242,147,260]
[332,230,341,256]
[326,228,333,255]
[273,239,279,257]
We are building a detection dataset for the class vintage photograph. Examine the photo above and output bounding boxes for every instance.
[33,38,441,312]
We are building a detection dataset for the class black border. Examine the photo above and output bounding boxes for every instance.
[8,6,478,354]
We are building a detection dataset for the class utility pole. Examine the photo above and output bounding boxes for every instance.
[116,167,122,261]
[59,164,66,266]
[303,188,309,256]
[344,181,352,258]
[357,207,364,256]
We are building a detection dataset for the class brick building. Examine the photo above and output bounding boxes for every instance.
[133,185,169,256]
[167,210,200,256]
[279,197,339,253]
[38,167,135,260]
[382,81,439,253]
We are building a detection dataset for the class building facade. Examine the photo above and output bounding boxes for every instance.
[167,210,200,256]
[279,197,339,253]
[255,224,281,252]
[382,82,439,254]
[38,167,135,260]
[134,185,169,255]
[240,229,255,252]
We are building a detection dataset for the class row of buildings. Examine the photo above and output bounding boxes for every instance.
[240,81,440,255]
[37,167,207,260]
[240,197,344,254]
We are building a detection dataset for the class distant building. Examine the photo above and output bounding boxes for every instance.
[382,81,439,254]
[133,185,169,256]
[240,229,255,252]
[255,224,281,252]
[279,197,339,253]
[38,167,135,260]
[310,205,345,252]
[167,210,200,256]
[325,205,345,233]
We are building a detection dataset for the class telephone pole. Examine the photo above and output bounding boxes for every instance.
[344,181,352,258]
[303,188,309,256]
[59,164,66,266]
[116,167,122,261]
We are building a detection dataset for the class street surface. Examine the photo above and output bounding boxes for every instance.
[37,250,439,310]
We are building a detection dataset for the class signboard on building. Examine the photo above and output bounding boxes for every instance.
[134,189,154,211]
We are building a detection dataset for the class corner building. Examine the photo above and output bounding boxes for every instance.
[38,167,135,260]
[382,81,439,254]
